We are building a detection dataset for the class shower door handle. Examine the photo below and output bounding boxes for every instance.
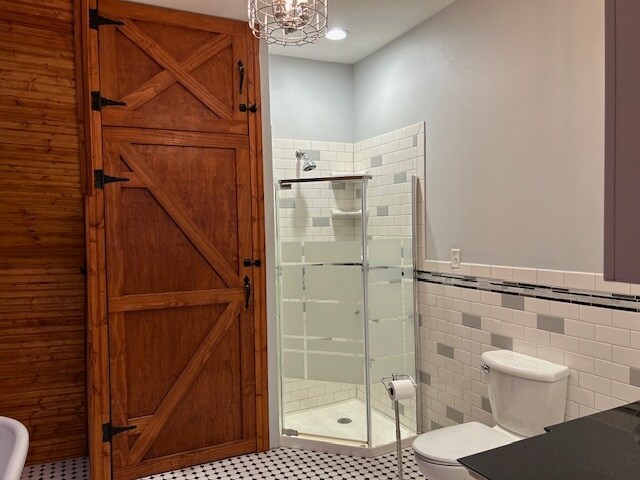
[243,275,251,309]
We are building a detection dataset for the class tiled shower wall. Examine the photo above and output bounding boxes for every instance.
[417,261,640,431]
[274,124,423,427]
[273,140,357,243]
[354,123,423,239]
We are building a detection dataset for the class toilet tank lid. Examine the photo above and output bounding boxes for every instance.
[481,350,569,382]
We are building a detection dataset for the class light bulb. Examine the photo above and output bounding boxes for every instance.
[273,0,311,32]
[326,28,348,40]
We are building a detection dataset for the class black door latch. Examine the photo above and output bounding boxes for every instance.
[239,103,258,113]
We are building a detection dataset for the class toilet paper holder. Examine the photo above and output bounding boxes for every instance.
[381,373,417,393]
[381,373,416,480]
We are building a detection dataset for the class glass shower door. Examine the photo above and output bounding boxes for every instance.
[367,237,418,446]
[276,177,369,444]
[366,175,419,447]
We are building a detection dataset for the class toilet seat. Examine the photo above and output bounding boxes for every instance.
[413,422,514,466]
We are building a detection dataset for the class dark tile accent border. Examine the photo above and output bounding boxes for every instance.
[431,420,443,430]
[537,314,565,334]
[437,343,454,359]
[446,406,464,423]
[312,217,330,227]
[502,294,524,310]
[394,172,407,184]
[279,198,296,209]
[420,370,432,385]
[462,313,481,329]
[416,270,640,312]
[491,333,513,350]
[307,149,321,162]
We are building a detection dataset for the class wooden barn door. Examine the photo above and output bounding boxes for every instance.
[88,1,266,478]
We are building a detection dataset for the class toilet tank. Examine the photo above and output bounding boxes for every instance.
[481,350,569,437]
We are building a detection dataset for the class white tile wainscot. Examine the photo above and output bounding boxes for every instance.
[417,261,640,431]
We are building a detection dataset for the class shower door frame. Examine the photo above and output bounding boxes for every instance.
[275,175,372,448]
[275,174,421,455]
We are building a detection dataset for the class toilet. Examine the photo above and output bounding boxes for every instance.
[412,350,569,480]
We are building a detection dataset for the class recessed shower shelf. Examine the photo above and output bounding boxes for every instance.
[331,209,368,219]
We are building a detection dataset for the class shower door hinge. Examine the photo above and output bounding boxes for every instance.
[239,103,258,113]
[243,259,262,267]
[282,428,298,437]
[102,422,136,442]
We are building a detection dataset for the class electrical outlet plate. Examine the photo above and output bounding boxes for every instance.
[451,248,461,269]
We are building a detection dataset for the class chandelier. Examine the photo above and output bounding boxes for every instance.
[248,0,328,46]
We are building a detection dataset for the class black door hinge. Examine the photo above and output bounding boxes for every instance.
[102,422,136,442]
[239,103,258,113]
[91,91,127,111]
[89,8,124,30]
[94,169,130,189]
[243,259,262,267]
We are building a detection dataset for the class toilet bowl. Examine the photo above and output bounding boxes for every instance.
[413,422,518,480]
[413,350,569,480]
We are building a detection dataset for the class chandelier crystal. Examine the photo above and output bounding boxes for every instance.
[248,0,328,46]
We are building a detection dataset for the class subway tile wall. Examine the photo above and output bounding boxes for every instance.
[418,261,640,431]
[354,123,423,239]
[273,139,358,243]
[283,378,358,414]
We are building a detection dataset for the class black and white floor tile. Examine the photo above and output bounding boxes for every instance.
[21,448,422,480]
[21,457,89,480]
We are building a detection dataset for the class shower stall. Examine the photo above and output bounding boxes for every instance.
[275,173,420,455]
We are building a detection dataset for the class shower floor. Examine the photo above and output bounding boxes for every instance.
[284,398,413,446]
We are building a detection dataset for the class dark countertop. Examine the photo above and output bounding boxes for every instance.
[458,401,640,480]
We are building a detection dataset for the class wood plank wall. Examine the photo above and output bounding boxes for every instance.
[0,0,87,464]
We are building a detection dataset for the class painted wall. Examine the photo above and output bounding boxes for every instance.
[353,0,605,272]
[268,55,354,143]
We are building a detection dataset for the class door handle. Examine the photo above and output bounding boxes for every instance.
[244,275,251,309]
[237,60,245,94]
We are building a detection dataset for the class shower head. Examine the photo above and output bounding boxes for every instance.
[296,149,316,172]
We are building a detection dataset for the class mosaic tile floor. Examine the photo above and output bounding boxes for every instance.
[21,447,423,479]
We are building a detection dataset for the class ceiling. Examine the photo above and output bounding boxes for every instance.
[126,0,457,64]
